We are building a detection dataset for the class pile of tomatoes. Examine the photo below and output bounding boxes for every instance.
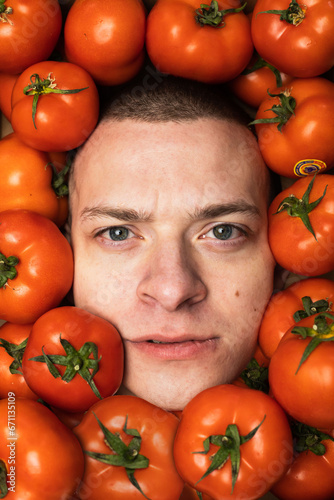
[0,0,333,499]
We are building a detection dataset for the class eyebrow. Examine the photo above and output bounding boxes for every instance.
[80,201,260,223]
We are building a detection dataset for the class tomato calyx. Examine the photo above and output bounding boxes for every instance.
[0,337,28,374]
[29,335,103,399]
[256,0,307,26]
[0,460,8,499]
[0,252,19,289]
[50,159,71,198]
[23,73,89,129]
[242,56,283,87]
[195,0,246,27]
[239,358,269,393]
[249,89,296,132]
[274,174,327,240]
[193,416,266,493]
[291,420,334,456]
[85,413,151,500]
[292,312,334,374]
[0,0,13,25]
[293,295,331,322]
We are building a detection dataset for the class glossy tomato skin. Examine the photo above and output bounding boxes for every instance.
[251,0,334,78]
[268,175,334,277]
[11,61,99,152]
[271,429,334,500]
[0,73,18,120]
[64,0,146,86]
[0,397,84,499]
[0,210,73,324]
[0,0,62,75]
[0,133,68,225]
[22,306,124,413]
[173,384,293,500]
[0,322,38,400]
[269,315,334,428]
[253,78,334,177]
[259,278,334,359]
[74,395,184,499]
[146,0,253,83]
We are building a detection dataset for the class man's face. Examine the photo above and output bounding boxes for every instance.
[70,118,275,411]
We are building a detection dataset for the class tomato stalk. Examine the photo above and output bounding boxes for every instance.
[292,312,334,374]
[193,416,266,493]
[256,0,307,26]
[249,89,296,132]
[85,414,151,500]
[239,358,269,393]
[291,420,334,456]
[23,73,89,129]
[273,174,327,240]
[0,0,13,24]
[50,159,71,198]
[242,56,283,88]
[195,0,246,27]
[29,335,103,399]
[0,252,19,289]
[293,295,331,322]
[0,337,28,374]
[0,460,8,499]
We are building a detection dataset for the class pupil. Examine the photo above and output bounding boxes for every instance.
[213,225,232,240]
[109,227,128,241]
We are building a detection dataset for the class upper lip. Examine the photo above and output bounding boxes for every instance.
[127,334,217,343]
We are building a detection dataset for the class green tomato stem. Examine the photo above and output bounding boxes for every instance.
[256,0,306,26]
[195,0,247,27]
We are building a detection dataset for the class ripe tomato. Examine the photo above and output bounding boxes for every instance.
[22,306,124,413]
[0,322,38,400]
[229,54,293,108]
[0,210,73,324]
[74,395,184,499]
[269,312,334,428]
[173,384,293,500]
[259,278,334,358]
[251,0,334,78]
[0,72,17,121]
[268,174,334,276]
[0,133,69,226]
[11,60,99,152]
[146,0,253,83]
[0,0,62,75]
[251,77,334,177]
[64,0,146,86]
[0,397,84,499]
[271,426,334,500]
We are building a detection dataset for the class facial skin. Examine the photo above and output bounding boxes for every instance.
[69,118,275,411]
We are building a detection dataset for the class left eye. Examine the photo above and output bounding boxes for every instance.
[100,226,135,241]
[203,224,245,240]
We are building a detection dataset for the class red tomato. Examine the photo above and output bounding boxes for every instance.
[180,484,214,499]
[0,397,84,499]
[269,312,334,428]
[259,278,334,358]
[0,72,17,121]
[251,0,334,78]
[251,77,334,177]
[0,133,69,226]
[64,0,146,86]
[146,0,253,83]
[268,174,334,276]
[74,395,184,499]
[0,322,38,399]
[0,210,74,324]
[11,60,99,152]
[173,384,293,500]
[22,306,124,413]
[0,0,62,75]
[229,54,293,108]
[271,427,334,500]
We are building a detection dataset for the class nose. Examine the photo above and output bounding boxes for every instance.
[136,240,207,312]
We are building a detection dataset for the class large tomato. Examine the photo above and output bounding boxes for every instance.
[269,312,334,428]
[64,0,146,86]
[0,397,84,499]
[251,0,334,78]
[258,278,334,358]
[0,210,73,324]
[268,174,334,277]
[173,384,293,500]
[74,395,184,499]
[0,133,69,226]
[146,0,253,83]
[0,0,62,75]
[11,60,99,152]
[0,73,17,121]
[22,306,124,413]
[251,77,334,177]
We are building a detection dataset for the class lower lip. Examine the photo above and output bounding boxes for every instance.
[127,338,218,360]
